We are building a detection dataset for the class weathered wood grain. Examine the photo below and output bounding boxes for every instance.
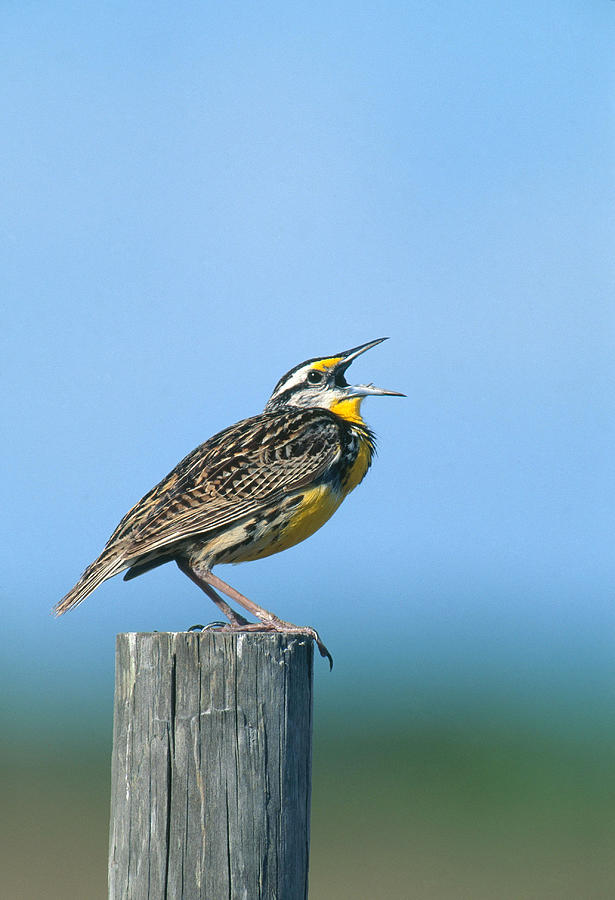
[108,631,314,900]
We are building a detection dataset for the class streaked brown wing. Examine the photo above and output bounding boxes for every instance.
[106,409,342,562]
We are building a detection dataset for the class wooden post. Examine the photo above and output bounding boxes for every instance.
[108,631,314,900]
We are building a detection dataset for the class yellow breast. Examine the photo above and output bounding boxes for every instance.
[329,395,374,496]
[341,437,372,495]
[242,484,343,561]
[231,398,374,563]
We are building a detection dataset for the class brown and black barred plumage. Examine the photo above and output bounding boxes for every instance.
[55,338,403,664]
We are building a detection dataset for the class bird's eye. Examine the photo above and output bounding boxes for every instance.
[307,370,323,385]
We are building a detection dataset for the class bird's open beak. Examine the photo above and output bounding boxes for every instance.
[335,338,405,398]
[346,382,405,398]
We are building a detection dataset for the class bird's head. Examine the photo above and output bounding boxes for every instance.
[264,338,404,422]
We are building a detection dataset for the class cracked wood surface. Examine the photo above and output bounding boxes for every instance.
[108,631,314,899]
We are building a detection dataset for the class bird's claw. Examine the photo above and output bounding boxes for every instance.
[315,637,334,670]
[187,621,332,669]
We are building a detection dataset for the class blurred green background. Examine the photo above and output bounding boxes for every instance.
[3,1,614,897]
[3,644,615,899]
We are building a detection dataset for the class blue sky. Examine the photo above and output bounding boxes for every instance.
[3,2,614,723]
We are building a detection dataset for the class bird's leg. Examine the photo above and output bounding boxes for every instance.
[176,558,250,627]
[189,565,333,669]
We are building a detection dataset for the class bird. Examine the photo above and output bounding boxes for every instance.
[54,337,404,666]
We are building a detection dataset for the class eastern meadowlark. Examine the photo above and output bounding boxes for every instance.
[54,337,403,665]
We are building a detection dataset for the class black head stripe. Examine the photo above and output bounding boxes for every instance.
[270,357,320,396]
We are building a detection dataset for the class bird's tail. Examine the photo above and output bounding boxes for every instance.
[53,552,125,616]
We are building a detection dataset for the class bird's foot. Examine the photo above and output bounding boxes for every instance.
[188,619,332,668]
[188,622,230,632]
[219,619,333,669]
[188,614,252,633]
[179,566,332,667]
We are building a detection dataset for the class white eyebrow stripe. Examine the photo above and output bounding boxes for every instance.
[270,364,311,397]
